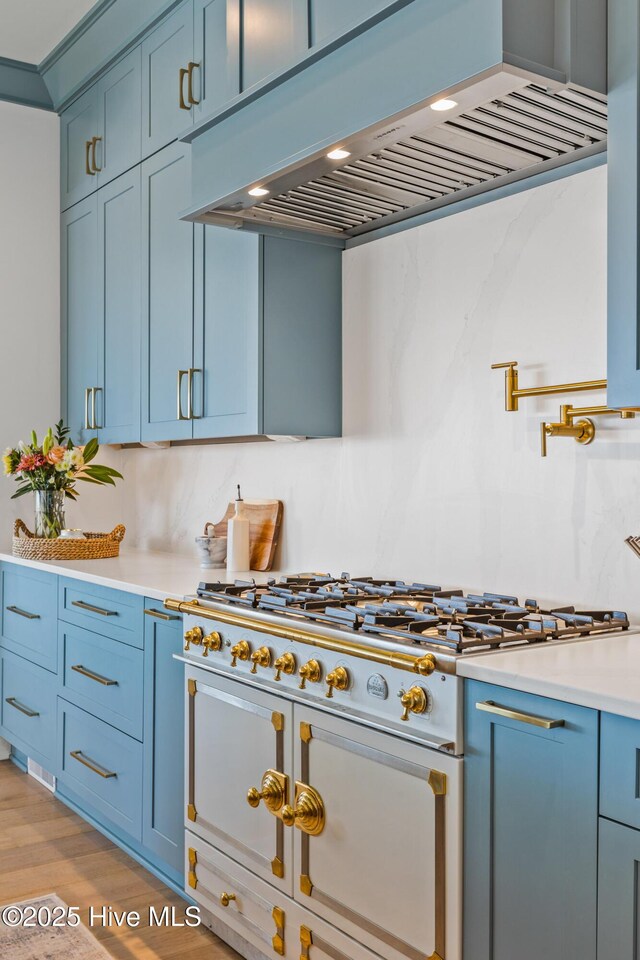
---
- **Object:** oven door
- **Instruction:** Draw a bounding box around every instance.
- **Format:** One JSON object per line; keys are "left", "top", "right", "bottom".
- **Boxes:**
{"left": 185, "top": 666, "right": 294, "bottom": 894}
{"left": 291, "top": 704, "right": 462, "bottom": 960}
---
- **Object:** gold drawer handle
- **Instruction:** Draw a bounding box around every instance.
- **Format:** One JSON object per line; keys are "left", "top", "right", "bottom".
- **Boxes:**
{"left": 91, "top": 135, "right": 102, "bottom": 173}
{"left": 247, "top": 769, "right": 287, "bottom": 813}
{"left": 5, "top": 697, "right": 39, "bottom": 718}
{"left": 70, "top": 750, "right": 117, "bottom": 779}
{"left": 177, "top": 369, "right": 190, "bottom": 420}
{"left": 85, "top": 139, "right": 95, "bottom": 176}
{"left": 6, "top": 605, "right": 40, "bottom": 620}
{"left": 144, "top": 608, "right": 180, "bottom": 621}
{"left": 179, "top": 67, "right": 189, "bottom": 110}
{"left": 186, "top": 61, "right": 200, "bottom": 105}
{"left": 71, "top": 664, "right": 118, "bottom": 687}
{"left": 71, "top": 600, "right": 118, "bottom": 617}
{"left": 476, "top": 700, "right": 565, "bottom": 730}
{"left": 282, "top": 782, "right": 325, "bottom": 836}
{"left": 219, "top": 892, "right": 236, "bottom": 908}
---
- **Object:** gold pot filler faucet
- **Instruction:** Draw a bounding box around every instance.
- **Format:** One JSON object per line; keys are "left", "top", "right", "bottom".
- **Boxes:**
{"left": 491, "top": 361, "right": 638, "bottom": 457}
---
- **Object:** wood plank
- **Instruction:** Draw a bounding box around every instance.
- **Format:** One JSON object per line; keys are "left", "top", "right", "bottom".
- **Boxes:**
{"left": 212, "top": 499, "right": 283, "bottom": 572}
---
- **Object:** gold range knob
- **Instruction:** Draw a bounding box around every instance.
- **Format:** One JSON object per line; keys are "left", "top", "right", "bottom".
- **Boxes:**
{"left": 325, "top": 666, "right": 350, "bottom": 699}
{"left": 247, "top": 769, "right": 287, "bottom": 813}
{"left": 201, "top": 631, "right": 222, "bottom": 657}
{"left": 220, "top": 892, "right": 236, "bottom": 907}
{"left": 250, "top": 645, "right": 272, "bottom": 674}
{"left": 299, "top": 659, "right": 322, "bottom": 689}
{"left": 281, "top": 782, "right": 325, "bottom": 836}
{"left": 230, "top": 640, "right": 252, "bottom": 667}
{"left": 399, "top": 686, "right": 428, "bottom": 722}
{"left": 274, "top": 652, "right": 296, "bottom": 681}
{"left": 184, "top": 626, "right": 203, "bottom": 651}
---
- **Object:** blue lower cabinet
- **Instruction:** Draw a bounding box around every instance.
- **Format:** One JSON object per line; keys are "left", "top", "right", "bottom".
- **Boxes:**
{"left": 60, "top": 623, "right": 144, "bottom": 740}
{"left": 600, "top": 712, "right": 640, "bottom": 830}
{"left": 464, "top": 680, "right": 598, "bottom": 960}
{"left": 142, "top": 604, "right": 184, "bottom": 882}
{"left": 1, "top": 565, "right": 58, "bottom": 673}
{"left": 1, "top": 651, "right": 57, "bottom": 768}
{"left": 598, "top": 816, "right": 640, "bottom": 958}
{"left": 59, "top": 577, "right": 144, "bottom": 647}
{"left": 58, "top": 698, "right": 143, "bottom": 840}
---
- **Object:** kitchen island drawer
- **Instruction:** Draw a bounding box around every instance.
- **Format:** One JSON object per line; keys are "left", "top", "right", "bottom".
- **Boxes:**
{"left": 600, "top": 713, "right": 640, "bottom": 829}
{"left": 1, "top": 651, "right": 56, "bottom": 765}
{"left": 61, "top": 624, "right": 143, "bottom": 739}
{"left": 59, "top": 578, "right": 143, "bottom": 647}
{"left": 1, "top": 565, "right": 58, "bottom": 672}
{"left": 58, "top": 699, "right": 143, "bottom": 839}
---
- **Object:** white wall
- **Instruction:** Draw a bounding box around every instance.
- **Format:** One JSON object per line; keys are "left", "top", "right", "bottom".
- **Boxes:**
{"left": 0, "top": 101, "right": 123, "bottom": 538}
{"left": 119, "top": 162, "right": 640, "bottom": 619}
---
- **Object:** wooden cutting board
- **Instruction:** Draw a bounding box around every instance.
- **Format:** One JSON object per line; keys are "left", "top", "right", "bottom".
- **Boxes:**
{"left": 212, "top": 500, "right": 283, "bottom": 572}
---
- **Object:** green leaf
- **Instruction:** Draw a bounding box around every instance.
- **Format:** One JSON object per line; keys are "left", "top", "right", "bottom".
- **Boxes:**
{"left": 30, "top": 430, "right": 37, "bottom": 448}
{"left": 77, "top": 476, "right": 104, "bottom": 485}
{"left": 11, "top": 486, "right": 33, "bottom": 499}
{"left": 83, "top": 437, "right": 99, "bottom": 463}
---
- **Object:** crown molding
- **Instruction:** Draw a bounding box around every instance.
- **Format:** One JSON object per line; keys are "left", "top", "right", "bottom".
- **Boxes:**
{"left": 0, "top": 56, "right": 53, "bottom": 110}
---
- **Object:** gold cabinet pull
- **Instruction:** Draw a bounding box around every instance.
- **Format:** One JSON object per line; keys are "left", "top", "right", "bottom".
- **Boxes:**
{"left": 476, "top": 700, "right": 565, "bottom": 730}
{"left": 177, "top": 369, "right": 190, "bottom": 420}
{"left": 84, "top": 387, "right": 92, "bottom": 430}
{"left": 5, "top": 697, "right": 39, "bottom": 718}
{"left": 91, "top": 135, "right": 102, "bottom": 173}
{"left": 70, "top": 750, "right": 117, "bottom": 779}
{"left": 179, "top": 67, "right": 190, "bottom": 110}
{"left": 91, "top": 386, "right": 102, "bottom": 430}
{"left": 187, "top": 368, "right": 201, "bottom": 420}
{"left": 219, "top": 892, "right": 236, "bottom": 907}
{"left": 71, "top": 600, "right": 118, "bottom": 617}
{"left": 281, "top": 781, "right": 325, "bottom": 836}
{"left": 186, "top": 61, "right": 200, "bottom": 105}
{"left": 85, "top": 140, "right": 95, "bottom": 176}
{"left": 71, "top": 664, "right": 118, "bottom": 687}
{"left": 247, "top": 769, "right": 287, "bottom": 813}
{"left": 6, "top": 605, "right": 40, "bottom": 620}
{"left": 144, "top": 608, "right": 180, "bottom": 621}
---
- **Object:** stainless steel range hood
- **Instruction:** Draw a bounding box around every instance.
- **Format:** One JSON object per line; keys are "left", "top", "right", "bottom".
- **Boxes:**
{"left": 184, "top": 0, "right": 607, "bottom": 241}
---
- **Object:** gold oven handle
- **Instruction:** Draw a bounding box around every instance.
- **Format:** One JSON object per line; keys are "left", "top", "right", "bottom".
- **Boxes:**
{"left": 476, "top": 700, "right": 565, "bottom": 730}
{"left": 281, "top": 781, "right": 325, "bottom": 836}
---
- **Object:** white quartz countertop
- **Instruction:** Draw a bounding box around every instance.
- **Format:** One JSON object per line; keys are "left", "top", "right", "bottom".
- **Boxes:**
{"left": 458, "top": 631, "right": 640, "bottom": 720}
{"left": 0, "top": 547, "right": 275, "bottom": 602}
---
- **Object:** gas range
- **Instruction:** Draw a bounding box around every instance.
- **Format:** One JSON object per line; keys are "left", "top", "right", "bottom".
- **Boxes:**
{"left": 166, "top": 574, "right": 632, "bottom": 756}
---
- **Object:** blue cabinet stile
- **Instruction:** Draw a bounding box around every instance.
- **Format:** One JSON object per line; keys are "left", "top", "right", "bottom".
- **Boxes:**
{"left": 463, "top": 680, "right": 598, "bottom": 960}
{"left": 141, "top": 1, "right": 195, "bottom": 158}
{"left": 193, "top": 0, "right": 240, "bottom": 119}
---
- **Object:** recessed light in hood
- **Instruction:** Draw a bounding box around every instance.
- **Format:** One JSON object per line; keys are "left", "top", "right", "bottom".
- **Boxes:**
{"left": 327, "top": 148, "right": 351, "bottom": 160}
{"left": 430, "top": 98, "right": 458, "bottom": 112}
{"left": 248, "top": 186, "right": 269, "bottom": 196}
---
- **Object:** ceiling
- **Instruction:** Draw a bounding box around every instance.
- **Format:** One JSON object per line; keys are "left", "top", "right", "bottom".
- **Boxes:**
{"left": 0, "top": 0, "right": 97, "bottom": 65}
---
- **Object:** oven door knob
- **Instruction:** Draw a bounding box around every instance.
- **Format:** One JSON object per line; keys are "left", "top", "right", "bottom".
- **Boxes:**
{"left": 399, "top": 686, "right": 428, "bottom": 721}
{"left": 201, "top": 631, "right": 222, "bottom": 657}
{"left": 250, "top": 645, "right": 272, "bottom": 674}
{"left": 247, "top": 769, "right": 288, "bottom": 813}
{"left": 325, "top": 666, "right": 350, "bottom": 698}
{"left": 230, "top": 640, "right": 252, "bottom": 667}
{"left": 274, "top": 652, "right": 296, "bottom": 681}
{"left": 299, "top": 659, "right": 322, "bottom": 689}
{"left": 184, "top": 626, "right": 203, "bottom": 651}
{"left": 281, "top": 782, "right": 325, "bottom": 836}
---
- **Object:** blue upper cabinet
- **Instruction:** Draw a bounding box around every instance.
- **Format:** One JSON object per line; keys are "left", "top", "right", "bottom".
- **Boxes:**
{"left": 193, "top": 0, "right": 240, "bottom": 118}
{"left": 308, "top": 0, "right": 393, "bottom": 46}
{"left": 60, "top": 85, "right": 99, "bottom": 211}
{"left": 241, "top": 0, "right": 308, "bottom": 89}
{"left": 141, "top": 2, "right": 195, "bottom": 158}
{"left": 141, "top": 141, "right": 195, "bottom": 442}
{"left": 96, "top": 168, "right": 142, "bottom": 444}
{"left": 464, "top": 680, "right": 598, "bottom": 960}
{"left": 61, "top": 194, "right": 99, "bottom": 445}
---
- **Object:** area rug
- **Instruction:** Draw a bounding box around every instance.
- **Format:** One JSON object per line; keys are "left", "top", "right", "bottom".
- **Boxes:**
{"left": 0, "top": 894, "right": 111, "bottom": 959}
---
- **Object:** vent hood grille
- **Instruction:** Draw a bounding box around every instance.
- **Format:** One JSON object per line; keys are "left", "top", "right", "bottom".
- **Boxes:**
{"left": 220, "top": 83, "right": 606, "bottom": 239}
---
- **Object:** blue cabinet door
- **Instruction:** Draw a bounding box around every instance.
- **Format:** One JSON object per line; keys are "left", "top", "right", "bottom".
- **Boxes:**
{"left": 60, "top": 85, "right": 99, "bottom": 210}
{"left": 193, "top": 0, "right": 240, "bottom": 119}
{"left": 96, "top": 168, "right": 142, "bottom": 444}
{"left": 598, "top": 817, "right": 640, "bottom": 959}
{"left": 61, "top": 194, "right": 99, "bottom": 445}
{"left": 141, "top": 141, "right": 195, "bottom": 442}
{"left": 309, "top": 0, "right": 394, "bottom": 46}
{"left": 142, "top": 604, "right": 184, "bottom": 881}
{"left": 242, "top": 0, "right": 308, "bottom": 89}
{"left": 464, "top": 680, "right": 598, "bottom": 960}
{"left": 192, "top": 226, "right": 260, "bottom": 437}
{"left": 96, "top": 46, "right": 142, "bottom": 189}
{"left": 141, "top": 1, "right": 194, "bottom": 159}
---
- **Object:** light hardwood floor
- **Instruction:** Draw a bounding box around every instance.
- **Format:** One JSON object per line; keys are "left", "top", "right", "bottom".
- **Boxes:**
{"left": 0, "top": 759, "right": 240, "bottom": 959}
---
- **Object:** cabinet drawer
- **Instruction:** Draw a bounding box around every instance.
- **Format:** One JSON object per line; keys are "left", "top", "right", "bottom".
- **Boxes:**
{"left": 59, "top": 579, "right": 143, "bottom": 647}
{"left": 1, "top": 652, "right": 56, "bottom": 765}
{"left": 61, "top": 624, "right": 143, "bottom": 739}
{"left": 1, "top": 565, "right": 58, "bottom": 672}
{"left": 600, "top": 712, "right": 640, "bottom": 829}
{"left": 58, "top": 699, "right": 143, "bottom": 839}
{"left": 186, "top": 831, "right": 288, "bottom": 958}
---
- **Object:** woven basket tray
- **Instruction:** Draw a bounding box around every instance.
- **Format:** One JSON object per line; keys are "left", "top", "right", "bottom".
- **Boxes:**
{"left": 12, "top": 520, "right": 126, "bottom": 561}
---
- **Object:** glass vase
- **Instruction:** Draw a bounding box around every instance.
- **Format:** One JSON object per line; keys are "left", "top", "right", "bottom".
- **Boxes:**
{"left": 34, "top": 490, "right": 66, "bottom": 539}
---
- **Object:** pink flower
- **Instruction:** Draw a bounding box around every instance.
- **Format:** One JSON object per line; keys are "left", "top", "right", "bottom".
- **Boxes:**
{"left": 46, "top": 445, "right": 66, "bottom": 465}
{"left": 16, "top": 453, "right": 47, "bottom": 473}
